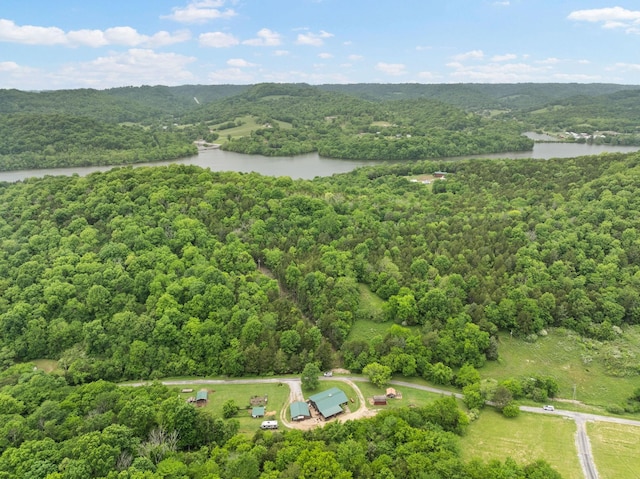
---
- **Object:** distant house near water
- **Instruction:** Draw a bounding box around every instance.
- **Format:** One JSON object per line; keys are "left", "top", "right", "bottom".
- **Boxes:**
{"left": 308, "top": 387, "right": 348, "bottom": 419}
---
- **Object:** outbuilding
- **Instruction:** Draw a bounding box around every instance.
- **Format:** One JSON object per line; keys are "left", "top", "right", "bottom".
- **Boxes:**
{"left": 290, "top": 401, "right": 311, "bottom": 421}
{"left": 252, "top": 406, "right": 265, "bottom": 418}
{"left": 373, "top": 395, "right": 387, "bottom": 405}
{"left": 195, "top": 390, "right": 208, "bottom": 407}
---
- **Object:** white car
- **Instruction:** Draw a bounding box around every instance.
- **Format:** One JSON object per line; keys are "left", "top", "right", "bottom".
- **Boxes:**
{"left": 543, "top": 405, "right": 555, "bottom": 411}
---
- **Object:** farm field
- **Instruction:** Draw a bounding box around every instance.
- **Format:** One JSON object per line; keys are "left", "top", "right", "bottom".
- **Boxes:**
{"left": 588, "top": 422, "right": 640, "bottom": 479}
{"left": 460, "top": 408, "right": 582, "bottom": 479}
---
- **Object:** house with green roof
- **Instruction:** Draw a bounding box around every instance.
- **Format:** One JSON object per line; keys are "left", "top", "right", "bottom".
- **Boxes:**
{"left": 251, "top": 406, "right": 265, "bottom": 418}
{"left": 290, "top": 401, "right": 311, "bottom": 421}
{"left": 308, "top": 387, "right": 348, "bottom": 419}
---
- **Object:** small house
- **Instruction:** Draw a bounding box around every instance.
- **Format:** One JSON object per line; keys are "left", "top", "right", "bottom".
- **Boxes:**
{"left": 433, "top": 171, "right": 447, "bottom": 179}
{"left": 252, "top": 406, "right": 265, "bottom": 418}
{"left": 290, "top": 401, "right": 311, "bottom": 421}
{"left": 196, "top": 390, "right": 208, "bottom": 407}
{"left": 386, "top": 388, "right": 397, "bottom": 398}
{"left": 373, "top": 395, "right": 387, "bottom": 405}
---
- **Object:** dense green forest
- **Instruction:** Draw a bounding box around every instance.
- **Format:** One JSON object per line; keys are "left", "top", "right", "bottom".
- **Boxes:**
{"left": 1, "top": 82, "right": 639, "bottom": 171}
{"left": 2, "top": 153, "right": 640, "bottom": 386}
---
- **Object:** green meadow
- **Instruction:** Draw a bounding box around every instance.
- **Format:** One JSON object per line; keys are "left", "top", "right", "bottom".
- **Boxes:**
{"left": 460, "top": 408, "right": 581, "bottom": 479}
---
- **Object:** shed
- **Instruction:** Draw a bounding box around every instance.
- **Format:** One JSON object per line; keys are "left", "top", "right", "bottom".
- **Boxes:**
{"left": 196, "top": 390, "right": 208, "bottom": 407}
{"left": 433, "top": 171, "right": 447, "bottom": 179}
{"left": 308, "top": 387, "right": 348, "bottom": 419}
{"left": 373, "top": 395, "right": 387, "bottom": 405}
{"left": 252, "top": 406, "right": 265, "bottom": 418}
{"left": 386, "top": 387, "right": 397, "bottom": 398}
{"left": 290, "top": 401, "right": 311, "bottom": 421}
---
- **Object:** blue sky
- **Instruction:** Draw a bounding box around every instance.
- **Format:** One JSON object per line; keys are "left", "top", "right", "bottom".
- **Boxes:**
{"left": 0, "top": 0, "right": 639, "bottom": 89}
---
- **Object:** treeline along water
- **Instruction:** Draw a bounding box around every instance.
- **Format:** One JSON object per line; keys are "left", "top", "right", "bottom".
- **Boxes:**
{"left": 0, "top": 141, "right": 638, "bottom": 182}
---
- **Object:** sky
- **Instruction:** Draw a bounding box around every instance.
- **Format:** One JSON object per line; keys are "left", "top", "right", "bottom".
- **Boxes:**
{"left": 0, "top": 0, "right": 639, "bottom": 90}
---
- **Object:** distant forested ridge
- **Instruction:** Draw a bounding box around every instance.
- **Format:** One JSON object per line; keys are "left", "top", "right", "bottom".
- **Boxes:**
{"left": 1, "top": 82, "right": 639, "bottom": 171}
{"left": 1, "top": 152, "right": 640, "bottom": 383}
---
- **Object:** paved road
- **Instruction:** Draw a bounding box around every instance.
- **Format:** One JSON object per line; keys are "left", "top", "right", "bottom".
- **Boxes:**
{"left": 125, "top": 376, "right": 640, "bottom": 479}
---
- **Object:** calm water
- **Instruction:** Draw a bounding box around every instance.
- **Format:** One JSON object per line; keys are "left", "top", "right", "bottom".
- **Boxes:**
{"left": 1, "top": 142, "right": 638, "bottom": 183}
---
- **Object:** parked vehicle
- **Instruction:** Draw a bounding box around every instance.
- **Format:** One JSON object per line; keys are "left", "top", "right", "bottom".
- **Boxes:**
{"left": 260, "top": 420, "right": 278, "bottom": 429}
{"left": 543, "top": 405, "right": 555, "bottom": 411}
{"left": 323, "top": 371, "right": 333, "bottom": 377}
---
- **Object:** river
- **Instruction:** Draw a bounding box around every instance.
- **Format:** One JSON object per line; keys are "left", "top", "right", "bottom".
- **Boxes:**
{"left": 0, "top": 141, "right": 638, "bottom": 183}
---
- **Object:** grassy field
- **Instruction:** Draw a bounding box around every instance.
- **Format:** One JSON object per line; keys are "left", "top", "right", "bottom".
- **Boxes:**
{"left": 480, "top": 328, "right": 640, "bottom": 407}
{"left": 32, "top": 359, "right": 60, "bottom": 373}
{"left": 211, "top": 115, "right": 292, "bottom": 141}
{"left": 172, "top": 381, "right": 290, "bottom": 434}
{"left": 460, "top": 409, "right": 582, "bottom": 479}
{"left": 355, "top": 379, "right": 448, "bottom": 409}
{"left": 588, "top": 422, "right": 640, "bottom": 479}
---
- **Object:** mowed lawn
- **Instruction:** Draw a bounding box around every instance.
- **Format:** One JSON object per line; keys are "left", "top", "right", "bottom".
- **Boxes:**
{"left": 480, "top": 328, "right": 640, "bottom": 407}
{"left": 460, "top": 409, "right": 581, "bottom": 479}
{"left": 173, "top": 382, "right": 290, "bottom": 434}
{"left": 588, "top": 422, "right": 640, "bottom": 479}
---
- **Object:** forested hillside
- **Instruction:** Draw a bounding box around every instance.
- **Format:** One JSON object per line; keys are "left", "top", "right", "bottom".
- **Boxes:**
{"left": 2, "top": 82, "right": 640, "bottom": 171}
{"left": 0, "top": 113, "right": 198, "bottom": 171}
{"left": 1, "top": 153, "right": 640, "bottom": 386}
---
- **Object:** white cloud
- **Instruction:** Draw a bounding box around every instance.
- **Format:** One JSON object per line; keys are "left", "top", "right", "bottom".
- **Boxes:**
{"left": 209, "top": 67, "right": 254, "bottom": 83}
{"left": 274, "top": 50, "right": 289, "bottom": 56}
{"left": 452, "top": 50, "right": 484, "bottom": 61}
{"left": 227, "top": 58, "right": 256, "bottom": 67}
{"left": 537, "top": 57, "right": 561, "bottom": 65}
{"left": 0, "top": 19, "right": 190, "bottom": 48}
{"left": 296, "top": 30, "right": 333, "bottom": 46}
{"left": 416, "top": 45, "right": 432, "bottom": 51}
{"left": 348, "top": 54, "right": 363, "bottom": 61}
{"left": 491, "top": 53, "right": 517, "bottom": 62}
{"left": 243, "top": 28, "right": 282, "bottom": 46}
{"left": 0, "top": 61, "right": 40, "bottom": 89}
{"left": 417, "top": 71, "right": 437, "bottom": 80}
{"left": 199, "top": 31, "right": 239, "bottom": 47}
{"left": 318, "top": 52, "right": 333, "bottom": 59}
{"left": 0, "top": 19, "right": 67, "bottom": 45}
{"left": 163, "top": 0, "right": 236, "bottom": 23}
{"left": 613, "top": 62, "right": 640, "bottom": 72}
{"left": 493, "top": 1, "right": 510, "bottom": 6}
{"left": 57, "top": 49, "right": 197, "bottom": 88}
{"left": 375, "top": 62, "right": 407, "bottom": 76}
{"left": 568, "top": 7, "right": 640, "bottom": 33}
{"left": 446, "top": 60, "right": 551, "bottom": 82}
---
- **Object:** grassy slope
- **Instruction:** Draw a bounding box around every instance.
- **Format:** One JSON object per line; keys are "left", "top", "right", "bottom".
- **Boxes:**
{"left": 460, "top": 409, "right": 581, "bottom": 479}
{"left": 480, "top": 328, "right": 640, "bottom": 408}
